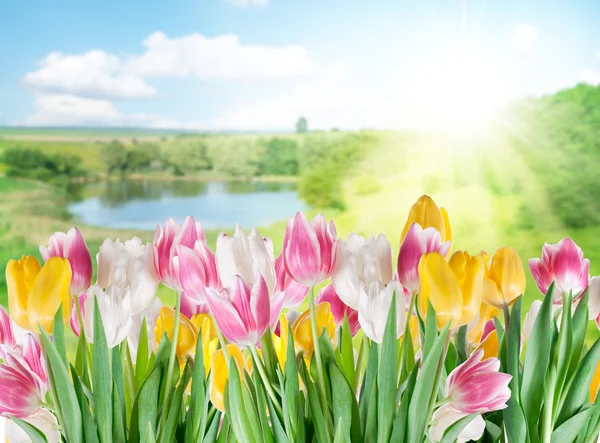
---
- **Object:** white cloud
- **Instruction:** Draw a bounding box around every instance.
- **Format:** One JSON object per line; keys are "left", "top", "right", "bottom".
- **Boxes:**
{"left": 126, "top": 32, "right": 316, "bottom": 79}
{"left": 23, "top": 94, "right": 200, "bottom": 129}
{"left": 223, "top": 0, "right": 269, "bottom": 7}
{"left": 513, "top": 24, "right": 539, "bottom": 50}
{"left": 580, "top": 69, "right": 600, "bottom": 86}
{"left": 23, "top": 51, "right": 156, "bottom": 99}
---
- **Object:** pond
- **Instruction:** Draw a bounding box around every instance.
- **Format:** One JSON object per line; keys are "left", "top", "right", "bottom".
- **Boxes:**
{"left": 67, "top": 179, "right": 306, "bottom": 230}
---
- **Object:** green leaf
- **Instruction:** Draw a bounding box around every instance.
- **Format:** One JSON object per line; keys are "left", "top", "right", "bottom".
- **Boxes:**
{"left": 553, "top": 292, "right": 574, "bottom": 413}
{"left": 329, "top": 360, "right": 361, "bottom": 442}
{"left": 389, "top": 365, "right": 418, "bottom": 442}
{"left": 71, "top": 365, "right": 100, "bottom": 443}
{"left": 242, "top": 377, "right": 264, "bottom": 443}
{"left": 333, "top": 418, "right": 348, "bottom": 443}
{"left": 111, "top": 346, "right": 126, "bottom": 430}
{"left": 92, "top": 296, "right": 113, "bottom": 443}
{"left": 359, "top": 340, "right": 378, "bottom": 435}
{"left": 552, "top": 406, "right": 600, "bottom": 443}
{"left": 557, "top": 338, "right": 600, "bottom": 426}
{"left": 265, "top": 391, "right": 290, "bottom": 443}
{"left": 252, "top": 370, "right": 275, "bottom": 443}
{"left": 455, "top": 325, "right": 469, "bottom": 365}
{"left": 203, "top": 410, "right": 222, "bottom": 443}
{"left": 227, "top": 357, "right": 257, "bottom": 443}
{"left": 422, "top": 299, "right": 438, "bottom": 361}
{"left": 522, "top": 283, "right": 554, "bottom": 430}
{"left": 568, "top": 291, "right": 589, "bottom": 382}
{"left": 506, "top": 297, "right": 522, "bottom": 399}
{"left": 52, "top": 305, "right": 67, "bottom": 365}
{"left": 130, "top": 363, "right": 163, "bottom": 443}
{"left": 9, "top": 416, "right": 49, "bottom": 443}
{"left": 112, "top": 379, "right": 127, "bottom": 443}
{"left": 160, "top": 363, "right": 191, "bottom": 443}
{"left": 364, "top": 376, "right": 378, "bottom": 443}
{"left": 135, "top": 316, "right": 150, "bottom": 391}
{"left": 187, "top": 334, "right": 207, "bottom": 442}
{"left": 260, "top": 329, "right": 278, "bottom": 379}
{"left": 300, "top": 358, "right": 331, "bottom": 443}
{"left": 283, "top": 326, "right": 300, "bottom": 439}
{"left": 485, "top": 420, "right": 502, "bottom": 442}
{"left": 406, "top": 323, "right": 450, "bottom": 442}
{"left": 440, "top": 413, "right": 480, "bottom": 443}
{"left": 377, "top": 291, "right": 398, "bottom": 443}
{"left": 145, "top": 421, "right": 157, "bottom": 442}
{"left": 40, "top": 328, "right": 83, "bottom": 443}
{"left": 74, "top": 327, "right": 89, "bottom": 381}
{"left": 340, "top": 315, "right": 355, "bottom": 386}
{"left": 444, "top": 341, "right": 457, "bottom": 375}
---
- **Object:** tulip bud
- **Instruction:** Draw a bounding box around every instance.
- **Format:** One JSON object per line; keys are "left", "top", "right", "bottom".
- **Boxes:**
{"left": 154, "top": 307, "right": 198, "bottom": 363}
{"left": 283, "top": 212, "right": 337, "bottom": 287}
{"left": 292, "top": 302, "right": 336, "bottom": 358}
{"left": 483, "top": 247, "right": 526, "bottom": 308}
{"left": 529, "top": 238, "right": 589, "bottom": 303}
{"left": 7, "top": 256, "right": 72, "bottom": 333}
{"left": 400, "top": 195, "right": 452, "bottom": 244}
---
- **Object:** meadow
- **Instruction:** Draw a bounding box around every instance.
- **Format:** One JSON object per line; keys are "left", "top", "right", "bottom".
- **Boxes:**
{"left": 1, "top": 83, "right": 600, "bottom": 342}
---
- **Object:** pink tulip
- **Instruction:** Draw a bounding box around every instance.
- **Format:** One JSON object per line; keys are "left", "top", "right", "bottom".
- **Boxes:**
{"left": 40, "top": 227, "right": 93, "bottom": 295}
{"left": 20, "top": 334, "right": 48, "bottom": 386}
{"left": 317, "top": 284, "right": 360, "bottom": 336}
{"left": 176, "top": 241, "right": 222, "bottom": 318}
{"left": 589, "top": 277, "right": 600, "bottom": 330}
{"left": 283, "top": 212, "right": 337, "bottom": 287}
{"left": 205, "top": 274, "right": 285, "bottom": 347}
{"left": 275, "top": 253, "right": 308, "bottom": 308}
{"left": 0, "top": 352, "right": 46, "bottom": 418}
{"left": 0, "top": 305, "right": 16, "bottom": 350}
{"left": 70, "top": 292, "right": 87, "bottom": 337}
{"left": 480, "top": 319, "right": 496, "bottom": 342}
{"left": 446, "top": 350, "right": 511, "bottom": 413}
{"left": 397, "top": 223, "right": 451, "bottom": 293}
{"left": 529, "top": 238, "right": 590, "bottom": 303}
{"left": 153, "top": 216, "right": 205, "bottom": 290}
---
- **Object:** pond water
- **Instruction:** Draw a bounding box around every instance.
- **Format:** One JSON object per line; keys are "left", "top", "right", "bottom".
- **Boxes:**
{"left": 67, "top": 179, "right": 306, "bottom": 230}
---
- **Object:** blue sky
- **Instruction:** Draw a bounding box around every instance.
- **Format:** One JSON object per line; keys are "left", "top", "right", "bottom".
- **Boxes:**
{"left": 1, "top": 0, "right": 599, "bottom": 131}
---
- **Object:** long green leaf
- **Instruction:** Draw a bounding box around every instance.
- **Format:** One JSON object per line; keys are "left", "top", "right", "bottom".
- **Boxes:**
{"left": 227, "top": 357, "right": 257, "bottom": 443}
{"left": 135, "top": 317, "right": 149, "bottom": 391}
{"left": 71, "top": 365, "right": 100, "bottom": 443}
{"left": 552, "top": 406, "right": 600, "bottom": 443}
{"left": 9, "top": 416, "right": 48, "bottom": 443}
{"left": 329, "top": 360, "right": 361, "bottom": 442}
{"left": 40, "top": 328, "right": 83, "bottom": 443}
{"left": 359, "top": 340, "right": 377, "bottom": 435}
{"left": 130, "top": 363, "right": 163, "bottom": 443}
{"left": 377, "top": 291, "right": 398, "bottom": 443}
{"left": 187, "top": 334, "right": 207, "bottom": 442}
{"left": 52, "top": 305, "right": 67, "bottom": 365}
{"left": 160, "top": 363, "right": 191, "bottom": 443}
{"left": 300, "top": 358, "right": 331, "bottom": 443}
{"left": 92, "top": 296, "right": 113, "bottom": 443}
{"left": 440, "top": 413, "right": 480, "bottom": 443}
{"left": 568, "top": 291, "right": 589, "bottom": 381}
{"left": 389, "top": 365, "right": 418, "bottom": 442}
{"left": 283, "top": 327, "right": 299, "bottom": 439}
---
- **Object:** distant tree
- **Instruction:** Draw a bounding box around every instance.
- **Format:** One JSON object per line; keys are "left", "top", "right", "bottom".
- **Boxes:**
{"left": 296, "top": 116, "right": 308, "bottom": 133}
{"left": 257, "top": 137, "right": 299, "bottom": 176}
{"left": 102, "top": 140, "right": 128, "bottom": 176}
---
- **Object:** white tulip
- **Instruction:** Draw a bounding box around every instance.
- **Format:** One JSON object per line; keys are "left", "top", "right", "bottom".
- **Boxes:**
{"left": 5, "top": 408, "right": 61, "bottom": 443}
{"left": 358, "top": 280, "right": 406, "bottom": 344}
{"left": 83, "top": 285, "right": 133, "bottom": 349}
{"left": 215, "top": 224, "right": 276, "bottom": 293}
{"left": 332, "top": 233, "right": 393, "bottom": 310}
{"left": 429, "top": 405, "right": 485, "bottom": 443}
{"left": 97, "top": 237, "right": 158, "bottom": 315}
{"left": 523, "top": 300, "right": 543, "bottom": 341}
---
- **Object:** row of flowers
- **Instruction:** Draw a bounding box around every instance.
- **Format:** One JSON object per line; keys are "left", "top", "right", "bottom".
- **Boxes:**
{"left": 0, "top": 195, "right": 599, "bottom": 442}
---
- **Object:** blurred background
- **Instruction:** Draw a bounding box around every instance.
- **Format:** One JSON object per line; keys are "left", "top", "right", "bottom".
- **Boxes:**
{"left": 0, "top": 0, "right": 599, "bottom": 338}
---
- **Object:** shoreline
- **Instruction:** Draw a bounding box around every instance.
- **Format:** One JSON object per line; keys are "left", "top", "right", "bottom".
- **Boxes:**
{"left": 71, "top": 173, "right": 298, "bottom": 184}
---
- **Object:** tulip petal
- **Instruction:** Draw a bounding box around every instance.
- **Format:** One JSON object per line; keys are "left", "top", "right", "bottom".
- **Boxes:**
{"left": 5, "top": 408, "right": 61, "bottom": 443}
{"left": 205, "top": 288, "right": 248, "bottom": 344}
{"left": 250, "top": 273, "right": 271, "bottom": 338}
{"left": 63, "top": 227, "right": 93, "bottom": 295}
{"left": 284, "top": 212, "right": 322, "bottom": 286}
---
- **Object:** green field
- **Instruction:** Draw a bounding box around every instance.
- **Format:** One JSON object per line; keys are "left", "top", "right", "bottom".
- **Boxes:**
{"left": 1, "top": 83, "right": 600, "bottom": 342}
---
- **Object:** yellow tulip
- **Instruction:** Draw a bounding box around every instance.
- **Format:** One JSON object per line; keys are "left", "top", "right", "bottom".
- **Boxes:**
{"left": 192, "top": 314, "right": 218, "bottom": 375}
{"left": 400, "top": 195, "right": 452, "bottom": 244}
{"left": 273, "top": 314, "right": 289, "bottom": 369}
{"left": 418, "top": 252, "right": 484, "bottom": 329}
{"left": 591, "top": 360, "right": 600, "bottom": 403}
{"left": 408, "top": 314, "right": 420, "bottom": 351}
{"left": 483, "top": 247, "right": 526, "bottom": 308}
{"left": 6, "top": 256, "right": 72, "bottom": 333}
{"left": 154, "top": 307, "right": 198, "bottom": 363}
{"left": 292, "top": 303, "right": 336, "bottom": 359}
{"left": 467, "top": 303, "right": 499, "bottom": 344}
{"left": 190, "top": 313, "right": 217, "bottom": 341}
{"left": 475, "top": 330, "right": 499, "bottom": 360}
{"left": 209, "top": 344, "right": 247, "bottom": 411}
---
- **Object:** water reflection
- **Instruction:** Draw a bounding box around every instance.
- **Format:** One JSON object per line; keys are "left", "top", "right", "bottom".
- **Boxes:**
{"left": 68, "top": 179, "right": 305, "bottom": 230}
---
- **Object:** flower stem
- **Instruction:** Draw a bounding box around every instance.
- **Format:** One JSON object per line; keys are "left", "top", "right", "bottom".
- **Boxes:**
{"left": 250, "top": 346, "right": 283, "bottom": 417}
{"left": 163, "top": 290, "right": 182, "bottom": 413}
{"left": 74, "top": 296, "right": 93, "bottom": 377}
{"left": 308, "top": 285, "right": 328, "bottom": 410}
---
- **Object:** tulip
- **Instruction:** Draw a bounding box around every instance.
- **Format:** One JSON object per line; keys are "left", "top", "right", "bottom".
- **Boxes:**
{"left": 332, "top": 233, "right": 394, "bottom": 310}
{"left": 6, "top": 256, "right": 72, "bottom": 333}
{"left": 192, "top": 314, "right": 218, "bottom": 375}
{"left": 154, "top": 307, "right": 198, "bottom": 363}
{"left": 446, "top": 350, "right": 511, "bottom": 413}
{"left": 176, "top": 241, "right": 222, "bottom": 319}
{"left": 283, "top": 212, "right": 337, "bottom": 287}
{"left": 83, "top": 285, "right": 133, "bottom": 349}
{"left": 529, "top": 238, "right": 590, "bottom": 303}
{"left": 272, "top": 314, "right": 289, "bottom": 369}
{"left": 523, "top": 300, "right": 543, "bottom": 341}
{"left": 40, "top": 227, "right": 92, "bottom": 296}
{"left": 127, "top": 297, "right": 162, "bottom": 360}
{"left": 397, "top": 223, "right": 451, "bottom": 293}
{"left": 429, "top": 404, "right": 485, "bottom": 443}
{"left": 69, "top": 292, "right": 86, "bottom": 338}
{"left": 474, "top": 320, "right": 499, "bottom": 360}
{"left": 317, "top": 284, "right": 360, "bottom": 336}
{"left": 97, "top": 237, "right": 158, "bottom": 315}
{"left": 400, "top": 195, "right": 452, "bottom": 244}
{"left": 467, "top": 302, "right": 499, "bottom": 344}
{"left": 587, "top": 276, "right": 600, "bottom": 331}
{"left": 0, "top": 352, "right": 46, "bottom": 418}
{"left": 292, "top": 303, "right": 336, "bottom": 358}
{"left": 205, "top": 274, "right": 284, "bottom": 347}
{"left": 216, "top": 225, "right": 276, "bottom": 293}
{"left": 153, "top": 216, "right": 205, "bottom": 290}
{"left": 274, "top": 253, "right": 308, "bottom": 308}
{"left": 483, "top": 247, "right": 526, "bottom": 308}
{"left": 591, "top": 360, "right": 600, "bottom": 403}
{"left": 418, "top": 252, "right": 484, "bottom": 329}
{"left": 209, "top": 344, "right": 248, "bottom": 411}
{"left": 0, "top": 305, "right": 16, "bottom": 350}
{"left": 358, "top": 280, "right": 408, "bottom": 343}
{"left": 5, "top": 408, "right": 60, "bottom": 443}
{"left": 20, "top": 333, "right": 48, "bottom": 385}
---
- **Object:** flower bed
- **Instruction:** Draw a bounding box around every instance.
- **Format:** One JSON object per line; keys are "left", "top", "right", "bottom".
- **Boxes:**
{"left": 0, "top": 195, "right": 599, "bottom": 442}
